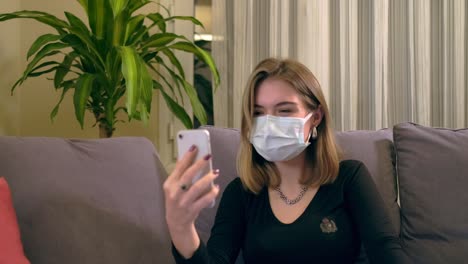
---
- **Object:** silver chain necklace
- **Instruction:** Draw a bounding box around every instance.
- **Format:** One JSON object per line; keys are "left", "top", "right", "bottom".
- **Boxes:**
{"left": 274, "top": 185, "right": 309, "bottom": 205}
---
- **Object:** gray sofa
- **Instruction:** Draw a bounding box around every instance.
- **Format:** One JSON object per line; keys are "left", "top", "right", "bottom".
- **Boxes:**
{"left": 1, "top": 122, "right": 467, "bottom": 264}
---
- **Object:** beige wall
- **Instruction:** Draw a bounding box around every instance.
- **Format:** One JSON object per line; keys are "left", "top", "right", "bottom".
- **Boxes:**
{"left": 0, "top": 0, "right": 20, "bottom": 136}
{"left": 0, "top": 0, "right": 159, "bottom": 145}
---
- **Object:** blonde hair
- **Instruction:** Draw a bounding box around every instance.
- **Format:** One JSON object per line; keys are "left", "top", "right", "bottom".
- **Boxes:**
{"left": 237, "top": 58, "right": 341, "bottom": 194}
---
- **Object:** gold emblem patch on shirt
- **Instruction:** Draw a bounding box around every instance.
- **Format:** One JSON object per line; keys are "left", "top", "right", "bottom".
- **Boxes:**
{"left": 320, "top": 217, "right": 338, "bottom": 233}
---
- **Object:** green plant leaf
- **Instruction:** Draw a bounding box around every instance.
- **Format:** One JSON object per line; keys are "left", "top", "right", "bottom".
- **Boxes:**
{"left": 65, "top": 12, "right": 89, "bottom": 34}
{"left": 0, "top": 11, "right": 69, "bottom": 33}
{"left": 106, "top": 47, "right": 123, "bottom": 91}
{"left": 10, "top": 78, "right": 23, "bottom": 95}
{"left": 112, "top": 8, "right": 130, "bottom": 46}
{"left": 104, "top": 48, "right": 118, "bottom": 91}
{"left": 139, "top": 53, "right": 153, "bottom": 112}
{"left": 146, "top": 61, "right": 177, "bottom": 99}
{"left": 125, "top": 14, "right": 145, "bottom": 43}
{"left": 147, "top": 13, "right": 166, "bottom": 33}
{"left": 142, "top": 51, "right": 157, "bottom": 63}
{"left": 50, "top": 80, "right": 74, "bottom": 121}
{"left": 137, "top": 58, "right": 152, "bottom": 120}
{"left": 29, "top": 61, "right": 60, "bottom": 75}
{"left": 87, "top": 3, "right": 117, "bottom": 57}
{"left": 155, "top": 82, "right": 193, "bottom": 128}
{"left": 94, "top": 73, "right": 112, "bottom": 96}
{"left": 180, "top": 77, "right": 207, "bottom": 125}
{"left": 152, "top": 79, "right": 163, "bottom": 90}
{"left": 62, "top": 34, "right": 103, "bottom": 72}
{"left": 168, "top": 41, "right": 220, "bottom": 87}
{"left": 19, "top": 42, "right": 68, "bottom": 86}
{"left": 109, "top": 0, "right": 129, "bottom": 18}
{"left": 87, "top": 0, "right": 113, "bottom": 40}
{"left": 27, "top": 34, "right": 62, "bottom": 60}
{"left": 152, "top": 2, "right": 170, "bottom": 16}
{"left": 142, "top": 32, "right": 178, "bottom": 49}
{"left": 58, "top": 79, "right": 77, "bottom": 88}
{"left": 54, "top": 52, "right": 79, "bottom": 88}
{"left": 64, "top": 12, "right": 106, "bottom": 68}
{"left": 72, "top": 63, "right": 84, "bottom": 72}
{"left": 29, "top": 65, "right": 60, "bottom": 77}
{"left": 119, "top": 46, "right": 139, "bottom": 118}
{"left": 74, "top": 73, "right": 96, "bottom": 128}
{"left": 128, "top": 0, "right": 150, "bottom": 14}
{"left": 153, "top": 55, "right": 183, "bottom": 103}
{"left": 138, "top": 104, "right": 149, "bottom": 124}
{"left": 165, "top": 16, "right": 204, "bottom": 29}
{"left": 126, "top": 24, "right": 147, "bottom": 46}
{"left": 161, "top": 48, "right": 185, "bottom": 79}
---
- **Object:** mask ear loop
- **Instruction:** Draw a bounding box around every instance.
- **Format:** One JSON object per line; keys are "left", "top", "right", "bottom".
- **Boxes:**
{"left": 304, "top": 112, "right": 314, "bottom": 142}
{"left": 305, "top": 129, "right": 313, "bottom": 142}
{"left": 303, "top": 112, "right": 313, "bottom": 121}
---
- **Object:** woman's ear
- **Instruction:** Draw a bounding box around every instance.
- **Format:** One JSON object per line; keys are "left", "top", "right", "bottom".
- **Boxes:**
{"left": 311, "top": 105, "right": 324, "bottom": 128}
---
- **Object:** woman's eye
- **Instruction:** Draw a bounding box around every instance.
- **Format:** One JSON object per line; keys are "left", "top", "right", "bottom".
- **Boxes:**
{"left": 279, "top": 109, "right": 292, "bottom": 113}
{"left": 253, "top": 111, "right": 262, "bottom": 116}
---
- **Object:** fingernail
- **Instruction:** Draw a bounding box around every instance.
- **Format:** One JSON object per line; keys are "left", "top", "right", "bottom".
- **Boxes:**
{"left": 213, "top": 169, "right": 220, "bottom": 176}
{"left": 203, "top": 154, "right": 212, "bottom": 160}
{"left": 189, "top": 145, "right": 196, "bottom": 152}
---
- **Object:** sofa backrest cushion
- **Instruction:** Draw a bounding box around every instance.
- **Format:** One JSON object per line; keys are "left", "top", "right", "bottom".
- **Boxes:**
{"left": 0, "top": 136, "right": 173, "bottom": 264}
{"left": 335, "top": 129, "right": 400, "bottom": 233}
{"left": 394, "top": 123, "right": 468, "bottom": 263}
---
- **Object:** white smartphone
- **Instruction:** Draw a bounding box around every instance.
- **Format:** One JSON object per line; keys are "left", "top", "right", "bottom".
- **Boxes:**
{"left": 176, "top": 129, "right": 215, "bottom": 207}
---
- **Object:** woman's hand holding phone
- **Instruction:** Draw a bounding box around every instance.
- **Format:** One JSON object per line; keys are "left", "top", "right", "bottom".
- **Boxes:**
{"left": 163, "top": 136, "right": 220, "bottom": 259}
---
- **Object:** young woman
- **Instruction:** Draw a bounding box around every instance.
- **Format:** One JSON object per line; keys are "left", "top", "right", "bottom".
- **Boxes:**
{"left": 164, "top": 58, "right": 410, "bottom": 263}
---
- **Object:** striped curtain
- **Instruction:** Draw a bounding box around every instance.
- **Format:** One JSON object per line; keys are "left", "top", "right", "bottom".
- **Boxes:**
{"left": 212, "top": 0, "right": 468, "bottom": 130}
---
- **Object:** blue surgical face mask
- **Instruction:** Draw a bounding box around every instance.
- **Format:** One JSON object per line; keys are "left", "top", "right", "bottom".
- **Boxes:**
{"left": 249, "top": 113, "right": 313, "bottom": 162}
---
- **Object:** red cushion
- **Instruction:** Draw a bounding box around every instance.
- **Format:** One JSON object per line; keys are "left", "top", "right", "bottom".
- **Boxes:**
{"left": 0, "top": 177, "right": 30, "bottom": 264}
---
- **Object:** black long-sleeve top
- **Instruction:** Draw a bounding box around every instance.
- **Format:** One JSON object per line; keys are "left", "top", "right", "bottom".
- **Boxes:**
{"left": 172, "top": 160, "right": 411, "bottom": 264}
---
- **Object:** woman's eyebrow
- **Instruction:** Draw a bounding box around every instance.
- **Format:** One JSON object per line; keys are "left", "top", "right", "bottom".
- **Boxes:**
{"left": 275, "top": 101, "right": 297, "bottom": 107}
{"left": 254, "top": 101, "right": 298, "bottom": 108}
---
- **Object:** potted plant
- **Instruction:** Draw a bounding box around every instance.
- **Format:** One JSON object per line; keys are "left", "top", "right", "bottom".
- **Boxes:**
{"left": 0, "top": 0, "right": 219, "bottom": 138}
{"left": 193, "top": 39, "right": 214, "bottom": 127}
